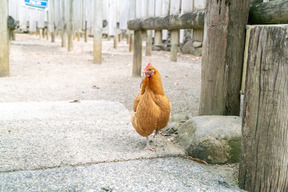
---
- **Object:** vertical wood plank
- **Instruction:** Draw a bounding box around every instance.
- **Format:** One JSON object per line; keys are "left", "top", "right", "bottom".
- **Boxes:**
{"left": 93, "top": 0, "right": 102, "bottom": 64}
{"left": 0, "top": 0, "right": 9, "bottom": 77}
{"left": 239, "top": 25, "right": 288, "bottom": 192}
{"left": 68, "top": 0, "right": 74, "bottom": 51}
{"left": 132, "top": 30, "right": 142, "bottom": 77}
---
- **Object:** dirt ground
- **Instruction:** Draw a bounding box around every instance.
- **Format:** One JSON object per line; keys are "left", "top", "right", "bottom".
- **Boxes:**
{"left": 1, "top": 33, "right": 201, "bottom": 116}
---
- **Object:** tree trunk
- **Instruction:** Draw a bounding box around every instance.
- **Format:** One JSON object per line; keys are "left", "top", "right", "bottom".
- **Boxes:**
{"left": 0, "top": 0, "right": 9, "bottom": 77}
{"left": 199, "top": 0, "right": 250, "bottom": 116}
{"left": 239, "top": 25, "right": 288, "bottom": 192}
{"left": 132, "top": 30, "right": 142, "bottom": 77}
{"left": 249, "top": 0, "right": 288, "bottom": 24}
{"left": 93, "top": 0, "right": 102, "bottom": 64}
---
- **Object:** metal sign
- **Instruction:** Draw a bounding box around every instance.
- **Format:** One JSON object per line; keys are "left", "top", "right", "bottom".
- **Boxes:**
{"left": 24, "top": 0, "right": 48, "bottom": 9}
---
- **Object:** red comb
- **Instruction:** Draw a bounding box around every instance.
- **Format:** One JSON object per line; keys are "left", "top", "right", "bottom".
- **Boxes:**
{"left": 145, "top": 63, "right": 152, "bottom": 70}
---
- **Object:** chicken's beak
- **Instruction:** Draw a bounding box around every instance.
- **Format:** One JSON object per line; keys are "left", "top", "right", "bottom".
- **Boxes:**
{"left": 144, "top": 69, "right": 155, "bottom": 78}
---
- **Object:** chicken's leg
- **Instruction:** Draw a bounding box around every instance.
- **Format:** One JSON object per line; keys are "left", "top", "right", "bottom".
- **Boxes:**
{"left": 153, "top": 129, "right": 165, "bottom": 144}
{"left": 144, "top": 136, "right": 154, "bottom": 151}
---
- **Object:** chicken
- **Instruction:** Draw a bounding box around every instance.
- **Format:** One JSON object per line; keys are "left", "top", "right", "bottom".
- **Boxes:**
{"left": 131, "top": 63, "right": 171, "bottom": 150}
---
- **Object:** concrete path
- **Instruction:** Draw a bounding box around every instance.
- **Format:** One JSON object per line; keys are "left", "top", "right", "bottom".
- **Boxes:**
{"left": 0, "top": 101, "right": 243, "bottom": 191}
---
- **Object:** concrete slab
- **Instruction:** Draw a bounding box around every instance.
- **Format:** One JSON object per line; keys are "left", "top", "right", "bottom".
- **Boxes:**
{"left": 0, "top": 157, "right": 241, "bottom": 192}
{"left": 0, "top": 100, "right": 184, "bottom": 172}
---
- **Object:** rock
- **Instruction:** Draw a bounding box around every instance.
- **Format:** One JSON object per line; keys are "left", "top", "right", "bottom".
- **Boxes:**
{"left": 162, "top": 122, "right": 180, "bottom": 135}
{"left": 170, "top": 113, "right": 189, "bottom": 123}
{"left": 152, "top": 45, "right": 165, "bottom": 51}
{"left": 181, "top": 40, "right": 203, "bottom": 56}
{"left": 192, "top": 41, "right": 202, "bottom": 48}
{"left": 181, "top": 40, "right": 193, "bottom": 54}
{"left": 162, "top": 114, "right": 189, "bottom": 135}
{"left": 178, "top": 116, "right": 242, "bottom": 164}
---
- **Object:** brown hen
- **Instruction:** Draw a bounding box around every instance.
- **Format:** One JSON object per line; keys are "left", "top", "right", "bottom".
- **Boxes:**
{"left": 131, "top": 63, "right": 171, "bottom": 150}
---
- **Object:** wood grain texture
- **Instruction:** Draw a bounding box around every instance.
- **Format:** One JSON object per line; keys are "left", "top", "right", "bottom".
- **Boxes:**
{"left": 249, "top": 0, "right": 288, "bottom": 24}
{"left": 132, "top": 30, "right": 142, "bottom": 77}
{"left": 199, "top": 0, "right": 250, "bottom": 116}
{"left": 239, "top": 25, "right": 288, "bottom": 192}
{"left": 0, "top": 0, "right": 9, "bottom": 77}
{"left": 128, "top": 11, "right": 205, "bottom": 31}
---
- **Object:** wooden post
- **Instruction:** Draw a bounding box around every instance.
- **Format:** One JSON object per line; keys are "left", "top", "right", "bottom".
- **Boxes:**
{"left": 42, "top": 28, "right": 45, "bottom": 39}
{"left": 154, "top": 30, "right": 162, "bottom": 46}
{"left": 51, "top": 0, "right": 56, "bottom": 43}
{"left": 11, "top": 30, "right": 16, "bottom": 41}
{"left": 0, "top": 0, "right": 9, "bottom": 77}
{"left": 84, "top": 20, "right": 88, "bottom": 43}
{"left": 169, "top": 0, "right": 180, "bottom": 61}
{"left": 129, "top": 34, "right": 134, "bottom": 52}
{"left": 61, "top": 0, "right": 66, "bottom": 47}
{"left": 145, "top": 0, "right": 154, "bottom": 56}
{"left": 239, "top": 25, "right": 288, "bottom": 192}
{"left": 127, "top": 33, "right": 130, "bottom": 44}
{"left": 132, "top": 30, "right": 142, "bottom": 77}
{"left": 145, "top": 30, "right": 152, "bottom": 56}
{"left": 46, "top": 30, "right": 49, "bottom": 40}
{"left": 113, "top": 34, "right": 118, "bottom": 49}
{"left": 199, "top": 0, "right": 250, "bottom": 116}
{"left": 249, "top": 0, "right": 288, "bottom": 25}
{"left": 154, "top": 0, "right": 162, "bottom": 46}
{"left": 170, "top": 30, "right": 178, "bottom": 62}
{"left": 77, "top": 32, "right": 80, "bottom": 41}
{"left": 68, "top": 0, "right": 74, "bottom": 51}
{"left": 119, "top": 33, "right": 122, "bottom": 42}
{"left": 93, "top": 0, "right": 102, "bottom": 64}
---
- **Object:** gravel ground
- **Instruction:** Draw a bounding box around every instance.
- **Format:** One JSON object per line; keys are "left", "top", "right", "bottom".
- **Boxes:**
{"left": 0, "top": 157, "right": 240, "bottom": 192}
{"left": 1, "top": 33, "right": 201, "bottom": 116}
{"left": 0, "top": 34, "right": 244, "bottom": 191}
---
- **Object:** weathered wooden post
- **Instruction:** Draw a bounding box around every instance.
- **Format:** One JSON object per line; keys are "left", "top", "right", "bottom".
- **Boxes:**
{"left": 199, "top": 0, "right": 250, "bottom": 116}
{"left": 84, "top": 21, "right": 88, "bottom": 43}
{"left": 68, "top": 0, "right": 74, "bottom": 51}
{"left": 129, "top": 33, "right": 134, "bottom": 52}
{"left": 145, "top": 0, "right": 154, "bottom": 56}
{"left": 61, "top": 0, "right": 66, "bottom": 47}
{"left": 170, "top": 30, "right": 179, "bottom": 62}
{"left": 93, "top": 0, "right": 102, "bottom": 64}
{"left": 51, "top": 0, "right": 56, "bottom": 43}
{"left": 145, "top": 30, "right": 152, "bottom": 56}
{"left": 128, "top": 0, "right": 135, "bottom": 51}
{"left": 239, "top": 25, "right": 288, "bottom": 192}
{"left": 0, "top": 0, "right": 9, "bottom": 77}
{"left": 108, "top": 0, "right": 117, "bottom": 48}
{"left": 170, "top": 0, "right": 180, "bottom": 62}
{"left": 132, "top": 30, "right": 142, "bottom": 77}
{"left": 154, "top": 0, "right": 162, "bottom": 46}
{"left": 114, "top": 34, "right": 118, "bottom": 49}
{"left": 77, "top": 32, "right": 80, "bottom": 41}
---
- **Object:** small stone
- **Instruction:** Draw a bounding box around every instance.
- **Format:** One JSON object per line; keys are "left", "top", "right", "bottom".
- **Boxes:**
{"left": 192, "top": 41, "right": 202, "bottom": 48}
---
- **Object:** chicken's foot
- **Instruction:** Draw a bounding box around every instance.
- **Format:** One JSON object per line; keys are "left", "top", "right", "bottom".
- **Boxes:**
{"left": 144, "top": 137, "right": 154, "bottom": 151}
